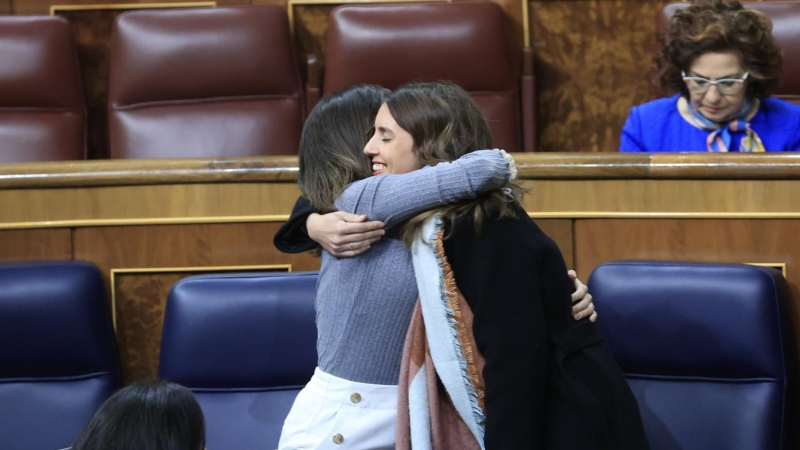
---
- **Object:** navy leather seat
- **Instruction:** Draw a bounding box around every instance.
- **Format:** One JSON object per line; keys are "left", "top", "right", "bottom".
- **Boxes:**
{"left": 0, "top": 261, "right": 119, "bottom": 450}
{"left": 159, "top": 272, "right": 318, "bottom": 450}
{"left": 589, "top": 261, "right": 798, "bottom": 450}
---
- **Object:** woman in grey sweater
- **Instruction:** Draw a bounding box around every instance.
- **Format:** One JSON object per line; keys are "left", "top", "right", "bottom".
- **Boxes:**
{"left": 277, "top": 85, "right": 594, "bottom": 449}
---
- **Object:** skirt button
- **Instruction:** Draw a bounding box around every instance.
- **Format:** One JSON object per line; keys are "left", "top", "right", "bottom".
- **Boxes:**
{"left": 350, "top": 392, "right": 362, "bottom": 403}
{"left": 333, "top": 433, "right": 344, "bottom": 444}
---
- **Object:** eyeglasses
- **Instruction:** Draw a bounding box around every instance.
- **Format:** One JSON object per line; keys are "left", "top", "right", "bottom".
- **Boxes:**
{"left": 681, "top": 71, "right": 749, "bottom": 95}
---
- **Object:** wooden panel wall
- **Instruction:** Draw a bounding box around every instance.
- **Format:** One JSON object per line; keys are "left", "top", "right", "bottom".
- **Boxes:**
{"left": 529, "top": 0, "right": 683, "bottom": 152}
{"left": 0, "top": 229, "right": 72, "bottom": 262}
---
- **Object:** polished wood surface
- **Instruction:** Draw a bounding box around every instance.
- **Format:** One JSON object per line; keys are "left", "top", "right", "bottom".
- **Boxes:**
{"left": 0, "top": 229, "right": 72, "bottom": 262}
{"left": 5, "top": 154, "right": 800, "bottom": 189}
{"left": 3, "top": 155, "right": 800, "bottom": 231}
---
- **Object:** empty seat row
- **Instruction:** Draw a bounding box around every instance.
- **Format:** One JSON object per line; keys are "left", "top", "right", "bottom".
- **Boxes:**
{"left": 0, "top": 261, "right": 318, "bottom": 450}
{"left": 0, "top": 260, "right": 796, "bottom": 449}
{"left": 0, "top": 3, "right": 526, "bottom": 163}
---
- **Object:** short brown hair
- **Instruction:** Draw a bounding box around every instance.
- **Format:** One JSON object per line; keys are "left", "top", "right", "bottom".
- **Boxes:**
{"left": 655, "top": 0, "right": 783, "bottom": 99}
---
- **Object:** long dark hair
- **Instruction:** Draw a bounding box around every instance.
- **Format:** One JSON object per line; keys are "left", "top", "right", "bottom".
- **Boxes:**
{"left": 387, "top": 82, "right": 523, "bottom": 244}
{"left": 299, "top": 84, "right": 390, "bottom": 212}
{"left": 71, "top": 380, "right": 205, "bottom": 450}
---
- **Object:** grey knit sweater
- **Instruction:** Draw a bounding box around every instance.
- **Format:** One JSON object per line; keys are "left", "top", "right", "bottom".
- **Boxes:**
{"left": 315, "top": 150, "right": 511, "bottom": 385}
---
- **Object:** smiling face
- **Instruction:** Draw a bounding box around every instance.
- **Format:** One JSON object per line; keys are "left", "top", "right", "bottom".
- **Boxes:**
{"left": 363, "top": 103, "right": 421, "bottom": 176}
{"left": 686, "top": 51, "right": 748, "bottom": 122}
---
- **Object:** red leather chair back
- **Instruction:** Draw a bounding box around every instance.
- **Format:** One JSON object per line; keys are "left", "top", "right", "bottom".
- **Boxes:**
{"left": 0, "top": 16, "right": 86, "bottom": 162}
{"left": 109, "top": 6, "right": 304, "bottom": 159}
{"left": 324, "top": 3, "right": 520, "bottom": 153}
{"left": 659, "top": 1, "right": 800, "bottom": 105}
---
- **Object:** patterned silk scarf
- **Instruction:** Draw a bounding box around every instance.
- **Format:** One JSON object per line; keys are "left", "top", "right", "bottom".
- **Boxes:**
{"left": 685, "top": 98, "right": 765, "bottom": 152}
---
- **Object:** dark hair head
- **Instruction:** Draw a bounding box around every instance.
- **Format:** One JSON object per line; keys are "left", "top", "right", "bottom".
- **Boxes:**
{"left": 385, "top": 82, "right": 522, "bottom": 243}
{"left": 386, "top": 82, "right": 494, "bottom": 166}
{"left": 655, "top": 0, "right": 783, "bottom": 99}
{"left": 71, "top": 380, "right": 205, "bottom": 450}
{"left": 299, "top": 84, "right": 390, "bottom": 212}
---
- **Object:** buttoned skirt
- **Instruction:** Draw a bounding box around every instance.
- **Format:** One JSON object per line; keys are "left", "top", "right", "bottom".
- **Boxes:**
{"left": 278, "top": 367, "right": 398, "bottom": 449}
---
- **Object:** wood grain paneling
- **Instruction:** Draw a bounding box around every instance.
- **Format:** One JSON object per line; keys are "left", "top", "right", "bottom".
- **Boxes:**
{"left": 530, "top": 0, "right": 686, "bottom": 152}
{"left": 520, "top": 178, "right": 800, "bottom": 218}
{"left": 574, "top": 218, "right": 800, "bottom": 359}
{"left": 0, "top": 229, "right": 72, "bottom": 262}
{"left": 6, "top": 154, "right": 800, "bottom": 190}
{"left": 0, "top": 0, "right": 11, "bottom": 14}
{"left": 0, "top": 182, "right": 302, "bottom": 226}
{"left": 74, "top": 222, "right": 320, "bottom": 382}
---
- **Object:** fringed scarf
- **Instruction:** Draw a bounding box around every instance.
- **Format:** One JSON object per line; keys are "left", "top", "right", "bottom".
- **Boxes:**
{"left": 396, "top": 216, "right": 486, "bottom": 450}
{"left": 680, "top": 96, "right": 765, "bottom": 152}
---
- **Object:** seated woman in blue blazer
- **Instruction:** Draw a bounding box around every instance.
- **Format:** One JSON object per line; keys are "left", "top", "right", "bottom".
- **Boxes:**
{"left": 621, "top": 0, "right": 800, "bottom": 152}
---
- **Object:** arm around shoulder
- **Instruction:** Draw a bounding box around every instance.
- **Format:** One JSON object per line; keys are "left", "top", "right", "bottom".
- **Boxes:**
{"left": 334, "top": 149, "right": 511, "bottom": 228}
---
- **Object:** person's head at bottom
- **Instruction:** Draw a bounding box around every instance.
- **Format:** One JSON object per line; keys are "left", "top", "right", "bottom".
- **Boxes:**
{"left": 71, "top": 379, "right": 205, "bottom": 450}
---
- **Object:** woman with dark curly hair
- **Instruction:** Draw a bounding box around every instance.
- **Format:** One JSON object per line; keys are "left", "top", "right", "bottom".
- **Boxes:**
{"left": 621, "top": 0, "right": 800, "bottom": 152}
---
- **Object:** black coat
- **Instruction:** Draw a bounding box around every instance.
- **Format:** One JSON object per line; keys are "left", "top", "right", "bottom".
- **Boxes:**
{"left": 443, "top": 204, "right": 649, "bottom": 450}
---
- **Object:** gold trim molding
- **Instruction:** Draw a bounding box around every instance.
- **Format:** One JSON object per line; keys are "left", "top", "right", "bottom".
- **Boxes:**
{"left": 6, "top": 210, "right": 800, "bottom": 231}
{"left": 744, "top": 262, "right": 787, "bottom": 278}
{"left": 0, "top": 215, "right": 291, "bottom": 230}
{"left": 109, "top": 264, "right": 292, "bottom": 330}
{"left": 50, "top": 2, "right": 216, "bottom": 15}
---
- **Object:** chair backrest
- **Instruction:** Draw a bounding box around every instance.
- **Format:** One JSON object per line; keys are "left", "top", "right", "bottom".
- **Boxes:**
{"left": 589, "top": 261, "right": 798, "bottom": 450}
{"left": 108, "top": 6, "right": 304, "bottom": 159}
{"left": 323, "top": 3, "right": 521, "bottom": 153}
{"left": 658, "top": 1, "right": 800, "bottom": 105}
{"left": 0, "top": 16, "right": 86, "bottom": 162}
{"left": 0, "top": 261, "right": 119, "bottom": 450}
{"left": 159, "top": 272, "right": 318, "bottom": 450}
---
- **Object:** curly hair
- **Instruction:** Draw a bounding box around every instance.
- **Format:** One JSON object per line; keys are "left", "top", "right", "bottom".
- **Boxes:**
{"left": 655, "top": 0, "right": 783, "bottom": 99}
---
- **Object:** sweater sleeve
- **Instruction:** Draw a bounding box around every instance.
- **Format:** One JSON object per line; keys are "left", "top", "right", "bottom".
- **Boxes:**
{"left": 619, "top": 107, "right": 647, "bottom": 152}
{"left": 272, "top": 196, "right": 319, "bottom": 254}
{"left": 444, "top": 215, "right": 548, "bottom": 449}
{"left": 334, "top": 149, "right": 510, "bottom": 228}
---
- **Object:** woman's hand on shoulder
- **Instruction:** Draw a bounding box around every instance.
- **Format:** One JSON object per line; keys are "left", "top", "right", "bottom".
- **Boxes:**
{"left": 306, "top": 212, "right": 385, "bottom": 258}
{"left": 569, "top": 270, "right": 597, "bottom": 322}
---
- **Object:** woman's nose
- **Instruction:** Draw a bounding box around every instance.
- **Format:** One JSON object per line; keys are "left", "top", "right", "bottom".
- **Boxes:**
{"left": 363, "top": 136, "right": 378, "bottom": 156}
{"left": 705, "top": 86, "right": 722, "bottom": 103}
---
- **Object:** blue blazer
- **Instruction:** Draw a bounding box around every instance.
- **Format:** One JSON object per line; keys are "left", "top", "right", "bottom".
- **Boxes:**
{"left": 620, "top": 94, "right": 800, "bottom": 152}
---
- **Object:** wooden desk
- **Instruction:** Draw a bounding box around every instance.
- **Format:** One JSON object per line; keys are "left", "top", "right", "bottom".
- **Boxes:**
{"left": 2, "top": 153, "right": 799, "bottom": 383}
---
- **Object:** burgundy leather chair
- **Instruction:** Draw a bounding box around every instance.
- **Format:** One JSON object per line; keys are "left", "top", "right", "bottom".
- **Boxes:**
{"left": 0, "top": 16, "right": 86, "bottom": 162}
{"left": 108, "top": 6, "right": 304, "bottom": 159}
{"left": 319, "top": 3, "right": 526, "bottom": 153}
{"left": 658, "top": 1, "right": 800, "bottom": 105}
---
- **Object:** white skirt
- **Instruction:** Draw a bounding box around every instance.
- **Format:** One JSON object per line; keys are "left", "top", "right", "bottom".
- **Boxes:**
{"left": 278, "top": 367, "right": 398, "bottom": 449}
